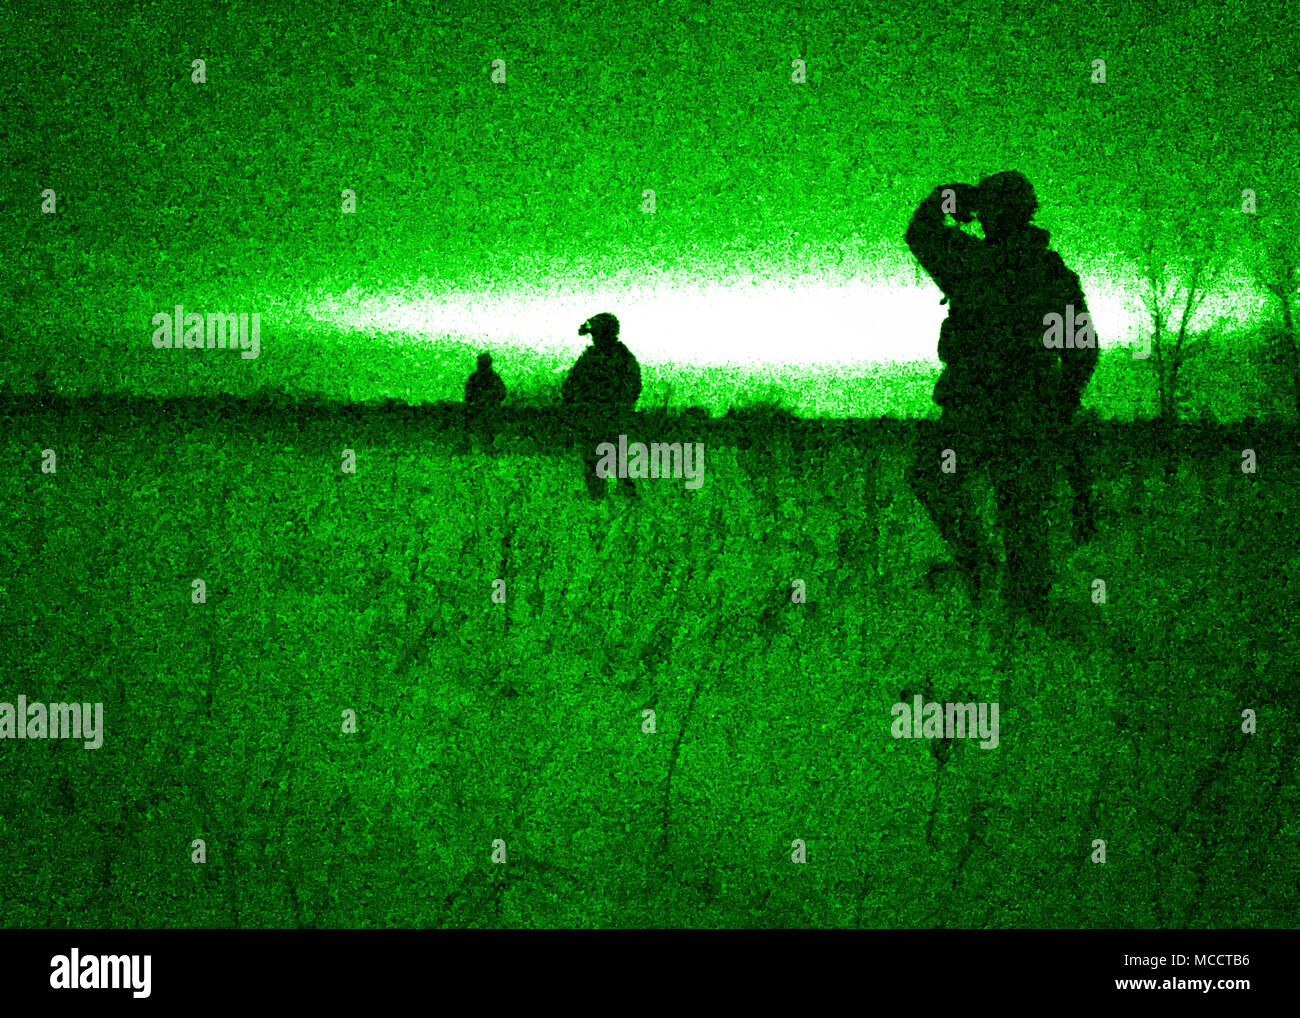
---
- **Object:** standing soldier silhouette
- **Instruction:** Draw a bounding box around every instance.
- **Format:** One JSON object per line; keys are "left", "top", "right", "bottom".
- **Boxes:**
{"left": 562, "top": 312, "right": 641, "bottom": 500}
{"left": 464, "top": 351, "right": 506, "bottom": 454}
{"left": 903, "top": 170, "right": 1098, "bottom": 622}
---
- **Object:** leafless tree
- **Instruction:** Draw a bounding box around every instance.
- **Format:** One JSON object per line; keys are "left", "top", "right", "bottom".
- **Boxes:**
{"left": 1138, "top": 208, "right": 1225, "bottom": 423}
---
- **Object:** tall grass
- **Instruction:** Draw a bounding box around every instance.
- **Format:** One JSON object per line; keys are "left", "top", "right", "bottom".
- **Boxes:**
{"left": 0, "top": 405, "right": 1295, "bottom": 926}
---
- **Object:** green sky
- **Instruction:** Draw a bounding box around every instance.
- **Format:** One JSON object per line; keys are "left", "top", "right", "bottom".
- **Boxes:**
{"left": 4, "top": 0, "right": 1295, "bottom": 410}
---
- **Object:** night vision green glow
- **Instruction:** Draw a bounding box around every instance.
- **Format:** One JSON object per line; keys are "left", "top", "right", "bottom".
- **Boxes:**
{"left": 2, "top": 0, "right": 1297, "bottom": 952}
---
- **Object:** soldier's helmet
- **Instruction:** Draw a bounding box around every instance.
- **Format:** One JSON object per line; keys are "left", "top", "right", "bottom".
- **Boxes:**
{"left": 976, "top": 170, "right": 1039, "bottom": 229}
{"left": 578, "top": 312, "right": 620, "bottom": 345}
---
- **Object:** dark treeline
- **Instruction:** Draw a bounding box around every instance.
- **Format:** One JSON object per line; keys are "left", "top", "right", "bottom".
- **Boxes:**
{"left": 1, "top": 392, "right": 1292, "bottom": 470}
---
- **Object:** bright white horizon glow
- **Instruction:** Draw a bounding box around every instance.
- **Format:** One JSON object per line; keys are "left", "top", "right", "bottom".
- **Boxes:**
{"left": 300, "top": 269, "right": 1270, "bottom": 368}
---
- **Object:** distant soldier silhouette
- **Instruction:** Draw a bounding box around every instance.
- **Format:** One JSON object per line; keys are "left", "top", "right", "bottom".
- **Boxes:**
{"left": 903, "top": 170, "right": 1098, "bottom": 621}
{"left": 464, "top": 352, "right": 506, "bottom": 454}
{"left": 562, "top": 312, "right": 641, "bottom": 499}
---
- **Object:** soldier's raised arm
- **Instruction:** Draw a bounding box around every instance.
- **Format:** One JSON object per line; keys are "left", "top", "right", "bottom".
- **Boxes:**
{"left": 904, "top": 182, "right": 983, "bottom": 297}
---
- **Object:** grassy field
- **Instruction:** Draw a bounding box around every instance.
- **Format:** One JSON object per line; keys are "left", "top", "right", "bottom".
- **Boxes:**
{"left": 1, "top": 400, "right": 1296, "bottom": 927}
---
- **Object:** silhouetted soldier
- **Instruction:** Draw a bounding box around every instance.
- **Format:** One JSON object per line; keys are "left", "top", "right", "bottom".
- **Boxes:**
{"left": 903, "top": 170, "right": 1098, "bottom": 621}
{"left": 464, "top": 352, "right": 506, "bottom": 454}
{"left": 562, "top": 312, "right": 641, "bottom": 499}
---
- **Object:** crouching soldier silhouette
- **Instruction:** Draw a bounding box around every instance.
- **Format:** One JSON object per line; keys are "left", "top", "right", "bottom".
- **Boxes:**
{"left": 464, "top": 352, "right": 507, "bottom": 454}
{"left": 562, "top": 312, "right": 641, "bottom": 499}
{"left": 903, "top": 170, "right": 1099, "bottom": 622}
